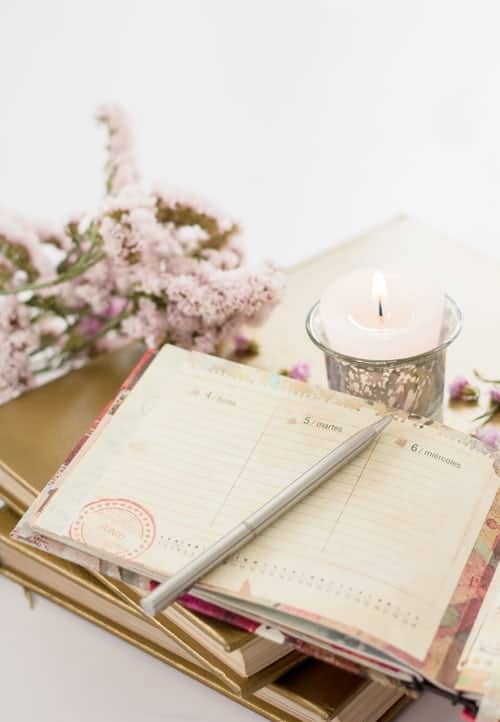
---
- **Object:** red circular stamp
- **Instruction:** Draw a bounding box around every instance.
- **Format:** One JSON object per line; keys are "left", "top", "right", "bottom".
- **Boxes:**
{"left": 70, "top": 498, "right": 156, "bottom": 559}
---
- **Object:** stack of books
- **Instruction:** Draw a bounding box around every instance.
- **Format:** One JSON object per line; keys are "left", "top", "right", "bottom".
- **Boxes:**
{"left": 7, "top": 216, "right": 493, "bottom": 720}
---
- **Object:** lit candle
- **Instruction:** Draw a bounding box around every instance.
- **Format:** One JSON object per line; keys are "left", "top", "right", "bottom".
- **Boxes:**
{"left": 319, "top": 268, "right": 444, "bottom": 361}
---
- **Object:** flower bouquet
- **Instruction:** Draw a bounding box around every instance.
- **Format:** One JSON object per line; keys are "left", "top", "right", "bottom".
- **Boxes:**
{"left": 0, "top": 106, "right": 283, "bottom": 405}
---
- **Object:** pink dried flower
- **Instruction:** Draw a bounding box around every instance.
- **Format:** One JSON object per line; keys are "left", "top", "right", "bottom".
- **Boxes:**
{"left": 78, "top": 316, "right": 103, "bottom": 338}
{"left": 490, "top": 387, "right": 500, "bottom": 405}
{"left": 0, "top": 211, "right": 56, "bottom": 285}
{"left": 235, "top": 334, "right": 250, "bottom": 350}
{"left": 449, "top": 376, "right": 479, "bottom": 402}
{"left": 0, "top": 297, "right": 38, "bottom": 403}
{"left": 289, "top": 362, "right": 311, "bottom": 382}
{"left": 449, "top": 376, "right": 467, "bottom": 399}
{"left": 281, "top": 361, "right": 311, "bottom": 382}
{"left": 233, "top": 335, "right": 260, "bottom": 358}
{"left": 475, "top": 425, "right": 500, "bottom": 450}
{"left": 121, "top": 297, "right": 169, "bottom": 349}
{"left": 96, "top": 104, "right": 140, "bottom": 195}
{"left": 0, "top": 105, "right": 284, "bottom": 405}
{"left": 105, "top": 296, "right": 128, "bottom": 318}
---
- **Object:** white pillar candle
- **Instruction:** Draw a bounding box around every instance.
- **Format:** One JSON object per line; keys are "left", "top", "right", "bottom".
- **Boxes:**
{"left": 319, "top": 268, "right": 444, "bottom": 361}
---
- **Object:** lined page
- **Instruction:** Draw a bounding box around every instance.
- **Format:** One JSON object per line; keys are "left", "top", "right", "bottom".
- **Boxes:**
{"left": 32, "top": 346, "right": 499, "bottom": 661}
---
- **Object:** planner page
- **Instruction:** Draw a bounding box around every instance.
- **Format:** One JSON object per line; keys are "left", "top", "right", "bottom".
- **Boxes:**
{"left": 24, "top": 345, "right": 500, "bottom": 665}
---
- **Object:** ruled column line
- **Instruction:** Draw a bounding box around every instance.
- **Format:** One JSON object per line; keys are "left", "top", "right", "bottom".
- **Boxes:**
{"left": 321, "top": 438, "right": 379, "bottom": 552}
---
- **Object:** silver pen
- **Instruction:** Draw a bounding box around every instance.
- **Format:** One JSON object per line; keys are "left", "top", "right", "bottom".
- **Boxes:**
{"left": 141, "top": 414, "right": 392, "bottom": 616}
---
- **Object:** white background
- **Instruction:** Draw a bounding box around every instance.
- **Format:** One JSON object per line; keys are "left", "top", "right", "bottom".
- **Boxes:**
{"left": 1, "top": 1, "right": 500, "bottom": 720}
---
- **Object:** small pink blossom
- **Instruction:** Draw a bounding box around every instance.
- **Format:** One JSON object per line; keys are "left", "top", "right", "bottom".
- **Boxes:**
{"left": 78, "top": 316, "right": 103, "bottom": 338}
{"left": 234, "top": 334, "right": 249, "bottom": 350}
{"left": 105, "top": 296, "right": 128, "bottom": 318}
{"left": 475, "top": 425, "right": 500, "bottom": 450}
{"left": 449, "top": 376, "right": 467, "bottom": 399}
{"left": 233, "top": 334, "right": 259, "bottom": 358}
{"left": 288, "top": 361, "right": 311, "bottom": 382}
{"left": 0, "top": 212, "right": 56, "bottom": 283}
{"left": 449, "top": 376, "right": 479, "bottom": 402}
{"left": 96, "top": 104, "right": 140, "bottom": 195}
{"left": 0, "top": 297, "right": 38, "bottom": 403}
{"left": 95, "top": 329, "right": 127, "bottom": 353}
{"left": 490, "top": 387, "right": 500, "bottom": 405}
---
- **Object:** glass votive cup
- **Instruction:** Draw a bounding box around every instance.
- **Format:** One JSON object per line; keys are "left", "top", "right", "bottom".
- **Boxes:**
{"left": 305, "top": 295, "right": 463, "bottom": 419}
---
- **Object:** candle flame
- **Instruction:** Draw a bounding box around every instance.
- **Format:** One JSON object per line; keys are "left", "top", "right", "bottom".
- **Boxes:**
{"left": 371, "top": 271, "right": 387, "bottom": 317}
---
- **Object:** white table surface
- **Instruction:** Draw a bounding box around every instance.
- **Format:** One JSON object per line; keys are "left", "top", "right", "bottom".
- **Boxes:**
{"left": 0, "top": 574, "right": 460, "bottom": 722}
{"left": 2, "top": 1, "right": 500, "bottom": 720}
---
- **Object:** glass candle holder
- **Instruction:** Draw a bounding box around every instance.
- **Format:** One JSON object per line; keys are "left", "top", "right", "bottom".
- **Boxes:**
{"left": 306, "top": 295, "right": 462, "bottom": 419}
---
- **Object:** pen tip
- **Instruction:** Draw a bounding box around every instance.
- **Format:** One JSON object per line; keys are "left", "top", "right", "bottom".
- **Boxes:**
{"left": 373, "top": 415, "right": 393, "bottom": 434}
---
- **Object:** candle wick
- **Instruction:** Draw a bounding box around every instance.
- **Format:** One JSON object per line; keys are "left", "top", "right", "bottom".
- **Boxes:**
{"left": 378, "top": 298, "right": 384, "bottom": 318}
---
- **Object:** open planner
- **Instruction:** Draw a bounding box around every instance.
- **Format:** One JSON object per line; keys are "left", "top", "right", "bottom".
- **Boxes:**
{"left": 14, "top": 344, "right": 500, "bottom": 708}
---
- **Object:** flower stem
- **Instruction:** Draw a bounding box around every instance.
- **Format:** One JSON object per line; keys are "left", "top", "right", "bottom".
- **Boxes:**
{"left": 0, "top": 246, "right": 105, "bottom": 296}
{"left": 61, "top": 310, "right": 129, "bottom": 362}
{"left": 473, "top": 369, "right": 500, "bottom": 384}
{"left": 472, "top": 405, "right": 500, "bottom": 424}
{"left": 72, "top": 311, "right": 128, "bottom": 351}
{"left": 0, "top": 251, "right": 105, "bottom": 296}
